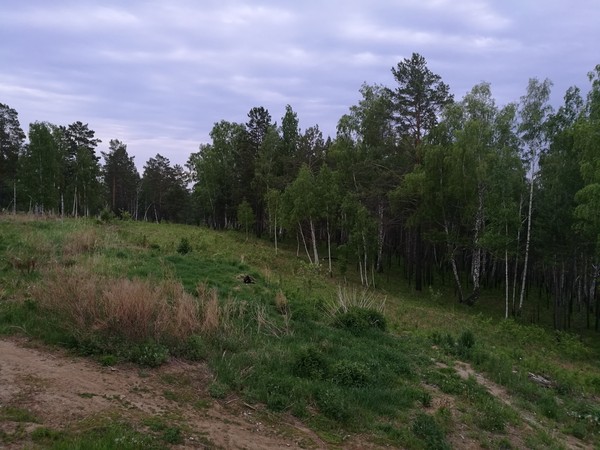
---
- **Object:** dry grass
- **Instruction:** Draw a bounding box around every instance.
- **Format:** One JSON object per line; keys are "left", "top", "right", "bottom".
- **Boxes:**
{"left": 325, "top": 285, "right": 387, "bottom": 318}
{"left": 33, "top": 267, "right": 206, "bottom": 344}
{"left": 62, "top": 229, "right": 98, "bottom": 256}
{"left": 274, "top": 290, "right": 289, "bottom": 315}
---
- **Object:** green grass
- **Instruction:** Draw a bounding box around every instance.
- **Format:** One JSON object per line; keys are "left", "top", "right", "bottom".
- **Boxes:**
{"left": 1, "top": 215, "right": 600, "bottom": 448}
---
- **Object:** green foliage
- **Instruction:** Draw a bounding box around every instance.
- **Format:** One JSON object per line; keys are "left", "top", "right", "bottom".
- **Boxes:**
{"left": 176, "top": 236, "right": 192, "bottom": 254}
{"left": 129, "top": 343, "right": 169, "bottom": 367}
{"left": 315, "top": 387, "right": 351, "bottom": 422}
{"left": 332, "top": 306, "right": 386, "bottom": 334}
{"left": 330, "top": 360, "right": 370, "bottom": 387}
{"left": 292, "top": 346, "right": 328, "bottom": 379}
{"left": 208, "top": 381, "right": 229, "bottom": 399}
{"left": 411, "top": 413, "right": 451, "bottom": 450}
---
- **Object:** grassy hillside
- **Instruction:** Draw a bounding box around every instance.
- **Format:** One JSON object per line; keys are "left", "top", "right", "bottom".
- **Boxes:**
{"left": 1, "top": 215, "right": 599, "bottom": 449}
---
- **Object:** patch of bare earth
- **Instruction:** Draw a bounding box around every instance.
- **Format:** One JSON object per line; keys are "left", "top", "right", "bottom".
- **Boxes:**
{"left": 0, "top": 337, "right": 326, "bottom": 449}
{"left": 451, "top": 361, "right": 592, "bottom": 450}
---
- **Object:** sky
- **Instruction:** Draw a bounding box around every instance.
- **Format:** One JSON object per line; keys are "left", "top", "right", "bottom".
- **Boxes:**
{"left": 1, "top": 0, "right": 599, "bottom": 171}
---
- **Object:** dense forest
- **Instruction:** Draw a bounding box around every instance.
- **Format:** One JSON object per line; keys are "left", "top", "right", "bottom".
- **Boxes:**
{"left": 1, "top": 53, "right": 599, "bottom": 331}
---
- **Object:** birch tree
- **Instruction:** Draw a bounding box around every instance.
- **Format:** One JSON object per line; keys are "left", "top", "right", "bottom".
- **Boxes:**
{"left": 517, "top": 78, "right": 553, "bottom": 315}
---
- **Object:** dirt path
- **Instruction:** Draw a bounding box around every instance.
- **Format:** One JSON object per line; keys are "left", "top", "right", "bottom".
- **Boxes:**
{"left": 0, "top": 337, "right": 325, "bottom": 449}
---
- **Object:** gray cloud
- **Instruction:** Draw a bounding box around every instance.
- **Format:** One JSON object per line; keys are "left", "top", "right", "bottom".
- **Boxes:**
{"left": 1, "top": 0, "right": 598, "bottom": 169}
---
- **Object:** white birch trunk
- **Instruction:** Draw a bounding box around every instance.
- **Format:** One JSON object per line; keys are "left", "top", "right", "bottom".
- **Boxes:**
{"left": 309, "top": 217, "right": 319, "bottom": 266}
{"left": 376, "top": 202, "right": 384, "bottom": 273}
{"left": 298, "top": 222, "right": 313, "bottom": 264}
{"left": 519, "top": 167, "right": 535, "bottom": 314}
{"left": 444, "top": 221, "right": 464, "bottom": 302}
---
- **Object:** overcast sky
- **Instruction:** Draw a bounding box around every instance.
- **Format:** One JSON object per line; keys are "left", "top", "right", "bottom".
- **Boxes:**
{"left": 1, "top": 0, "right": 599, "bottom": 170}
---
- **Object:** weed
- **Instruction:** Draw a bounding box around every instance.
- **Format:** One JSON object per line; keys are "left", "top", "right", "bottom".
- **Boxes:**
{"left": 208, "top": 381, "right": 228, "bottom": 399}
{"left": 30, "top": 427, "right": 64, "bottom": 442}
{"left": 0, "top": 406, "right": 40, "bottom": 423}
{"left": 129, "top": 343, "right": 169, "bottom": 367}
{"left": 412, "top": 412, "right": 450, "bottom": 449}
{"left": 315, "top": 387, "right": 351, "bottom": 422}
{"left": 177, "top": 237, "right": 192, "bottom": 254}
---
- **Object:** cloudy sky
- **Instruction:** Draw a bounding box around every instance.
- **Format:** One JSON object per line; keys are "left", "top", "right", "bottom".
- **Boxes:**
{"left": 1, "top": 0, "right": 598, "bottom": 170}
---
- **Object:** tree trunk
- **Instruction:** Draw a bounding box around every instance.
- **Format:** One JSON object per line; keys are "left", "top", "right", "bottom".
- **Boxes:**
{"left": 298, "top": 222, "right": 313, "bottom": 264}
{"left": 415, "top": 226, "right": 423, "bottom": 291}
{"left": 519, "top": 174, "right": 535, "bottom": 315}
{"left": 326, "top": 217, "right": 332, "bottom": 276}
{"left": 274, "top": 215, "right": 278, "bottom": 255}
{"left": 309, "top": 217, "right": 319, "bottom": 266}
{"left": 505, "top": 247, "right": 510, "bottom": 319}
{"left": 444, "top": 221, "right": 464, "bottom": 302}
{"left": 376, "top": 202, "right": 385, "bottom": 273}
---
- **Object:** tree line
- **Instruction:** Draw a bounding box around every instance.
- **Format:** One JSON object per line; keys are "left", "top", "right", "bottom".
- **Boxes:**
{"left": 1, "top": 53, "right": 599, "bottom": 331}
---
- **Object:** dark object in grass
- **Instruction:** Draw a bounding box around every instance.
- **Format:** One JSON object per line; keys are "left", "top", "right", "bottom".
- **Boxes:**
{"left": 243, "top": 274, "right": 255, "bottom": 284}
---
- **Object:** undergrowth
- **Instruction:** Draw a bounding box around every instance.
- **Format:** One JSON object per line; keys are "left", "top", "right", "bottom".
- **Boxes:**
{"left": 1, "top": 215, "right": 599, "bottom": 448}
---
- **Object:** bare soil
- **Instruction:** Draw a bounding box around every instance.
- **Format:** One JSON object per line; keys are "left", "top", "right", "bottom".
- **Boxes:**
{"left": 0, "top": 337, "right": 325, "bottom": 449}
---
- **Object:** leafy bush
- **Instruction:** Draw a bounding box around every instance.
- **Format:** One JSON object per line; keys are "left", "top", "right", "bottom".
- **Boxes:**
{"left": 208, "top": 381, "right": 228, "bottom": 399}
{"left": 315, "top": 387, "right": 351, "bottom": 422}
{"left": 330, "top": 360, "right": 370, "bottom": 387}
{"left": 333, "top": 307, "right": 386, "bottom": 335}
{"left": 130, "top": 343, "right": 169, "bottom": 367}
{"left": 292, "top": 346, "right": 329, "bottom": 379}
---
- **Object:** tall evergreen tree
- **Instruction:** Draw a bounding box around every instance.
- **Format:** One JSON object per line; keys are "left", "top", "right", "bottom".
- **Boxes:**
{"left": 64, "top": 121, "right": 102, "bottom": 217}
{"left": 0, "top": 103, "right": 25, "bottom": 212}
{"left": 18, "top": 122, "right": 62, "bottom": 213}
{"left": 101, "top": 139, "right": 140, "bottom": 217}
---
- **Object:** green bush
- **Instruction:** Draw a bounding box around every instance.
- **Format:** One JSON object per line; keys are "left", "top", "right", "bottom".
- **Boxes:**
{"left": 176, "top": 237, "right": 192, "bottom": 254}
{"left": 333, "top": 307, "right": 386, "bottom": 335}
{"left": 330, "top": 360, "right": 370, "bottom": 387}
{"left": 315, "top": 387, "right": 351, "bottom": 422}
{"left": 208, "top": 381, "right": 228, "bottom": 399}
{"left": 292, "top": 347, "right": 329, "bottom": 379}
{"left": 130, "top": 343, "right": 169, "bottom": 367}
{"left": 183, "top": 335, "right": 208, "bottom": 361}
{"left": 412, "top": 412, "right": 450, "bottom": 450}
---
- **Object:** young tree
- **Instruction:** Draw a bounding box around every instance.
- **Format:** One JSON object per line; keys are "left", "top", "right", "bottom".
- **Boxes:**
{"left": 237, "top": 199, "right": 255, "bottom": 238}
{"left": 517, "top": 78, "right": 553, "bottom": 315}
{"left": 282, "top": 165, "right": 321, "bottom": 265}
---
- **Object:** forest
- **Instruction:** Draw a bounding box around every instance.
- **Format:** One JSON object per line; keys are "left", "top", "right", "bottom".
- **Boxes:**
{"left": 1, "top": 53, "right": 599, "bottom": 332}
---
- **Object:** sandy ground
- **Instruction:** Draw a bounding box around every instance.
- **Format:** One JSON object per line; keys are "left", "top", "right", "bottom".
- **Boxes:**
{"left": 0, "top": 337, "right": 327, "bottom": 449}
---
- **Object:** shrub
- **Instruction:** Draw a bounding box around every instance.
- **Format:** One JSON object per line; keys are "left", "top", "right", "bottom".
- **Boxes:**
{"left": 130, "top": 342, "right": 169, "bottom": 367}
{"left": 330, "top": 360, "right": 370, "bottom": 387}
{"left": 412, "top": 413, "right": 450, "bottom": 450}
{"left": 315, "top": 387, "right": 351, "bottom": 422}
{"left": 292, "top": 346, "right": 328, "bottom": 379}
{"left": 177, "top": 237, "right": 192, "bottom": 254}
{"left": 457, "top": 329, "right": 476, "bottom": 357}
{"left": 333, "top": 307, "right": 386, "bottom": 335}
{"left": 208, "top": 381, "right": 228, "bottom": 399}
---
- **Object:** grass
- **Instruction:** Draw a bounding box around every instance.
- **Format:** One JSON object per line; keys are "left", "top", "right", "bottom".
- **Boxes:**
{"left": 1, "top": 214, "right": 599, "bottom": 448}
